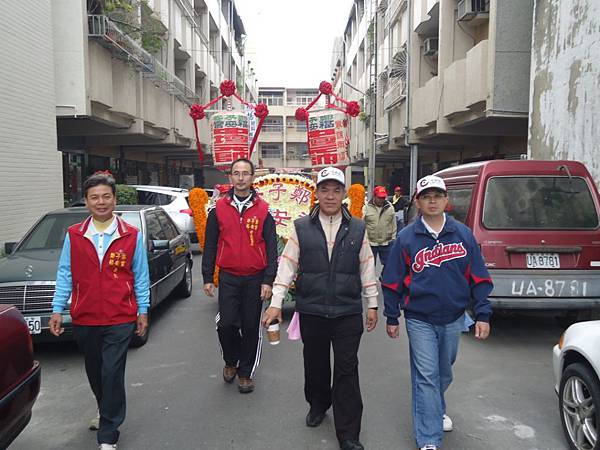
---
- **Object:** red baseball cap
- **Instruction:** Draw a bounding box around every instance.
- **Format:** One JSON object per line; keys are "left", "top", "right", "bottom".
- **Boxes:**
{"left": 374, "top": 186, "right": 388, "bottom": 198}
{"left": 394, "top": 186, "right": 402, "bottom": 192}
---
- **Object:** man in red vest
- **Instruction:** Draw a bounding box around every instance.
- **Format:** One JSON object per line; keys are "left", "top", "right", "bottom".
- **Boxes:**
{"left": 202, "top": 158, "right": 278, "bottom": 394}
{"left": 49, "top": 173, "right": 149, "bottom": 450}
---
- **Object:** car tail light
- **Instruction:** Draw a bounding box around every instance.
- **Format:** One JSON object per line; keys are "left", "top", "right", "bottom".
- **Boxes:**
{"left": 180, "top": 208, "right": 193, "bottom": 216}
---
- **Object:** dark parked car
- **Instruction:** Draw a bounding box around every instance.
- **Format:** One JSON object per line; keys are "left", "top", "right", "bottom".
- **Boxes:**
{"left": 0, "top": 206, "right": 193, "bottom": 347}
{"left": 0, "top": 305, "right": 41, "bottom": 449}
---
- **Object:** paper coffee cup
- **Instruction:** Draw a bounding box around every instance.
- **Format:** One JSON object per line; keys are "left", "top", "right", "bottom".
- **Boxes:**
{"left": 267, "top": 322, "right": 280, "bottom": 345}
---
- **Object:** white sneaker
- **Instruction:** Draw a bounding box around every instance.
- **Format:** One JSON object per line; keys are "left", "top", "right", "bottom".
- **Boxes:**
{"left": 420, "top": 446, "right": 437, "bottom": 450}
{"left": 443, "top": 413, "right": 453, "bottom": 432}
{"left": 89, "top": 410, "right": 100, "bottom": 430}
{"left": 99, "top": 445, "right": 117, "bottom": 450}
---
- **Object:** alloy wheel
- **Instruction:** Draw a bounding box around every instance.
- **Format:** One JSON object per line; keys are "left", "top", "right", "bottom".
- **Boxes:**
{"left": 562, "top": 375, "right": 597, "bottom": 450}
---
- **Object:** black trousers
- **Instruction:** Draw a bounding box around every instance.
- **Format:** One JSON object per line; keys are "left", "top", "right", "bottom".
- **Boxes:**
{"left": 300, "top": 313, "right": 364, "bottom": 442}
{"left": 73, "top": 322, "right": 135, "bottom": 445}
{"left": 217, "top": 270, "right": 264, "bottom": 379}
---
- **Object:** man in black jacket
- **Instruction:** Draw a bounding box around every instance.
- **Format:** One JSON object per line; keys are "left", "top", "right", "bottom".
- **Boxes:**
{"left": 202, "top": 158, "right": 278, "bottom": 393}
{"left": 262, "top": 167, "right": 379, "bottom": 450}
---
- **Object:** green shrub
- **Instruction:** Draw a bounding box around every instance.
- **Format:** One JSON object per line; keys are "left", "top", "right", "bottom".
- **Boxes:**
{"left": 116, "top": 184, "right": 138, "bottom": 205}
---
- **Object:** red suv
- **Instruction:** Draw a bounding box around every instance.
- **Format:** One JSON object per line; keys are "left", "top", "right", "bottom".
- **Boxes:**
{"left": 432, "top": 160, "right": 600, "bottom": 321}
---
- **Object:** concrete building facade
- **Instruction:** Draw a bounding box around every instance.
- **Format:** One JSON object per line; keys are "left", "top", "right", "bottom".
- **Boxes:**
{"left": 54, "top": 0, "right": 256, "bottom": 203}
{"left": 528, "top": 0, "right": 600, "bottom": 187}
{"left": 332, "top": 0, "right": 534, "bottom": 193}
{"left": 256, "top": 87, "right": 318, "bottom": 171}
{"left": 0, "top": 2, "right": 63, "bottom": 249}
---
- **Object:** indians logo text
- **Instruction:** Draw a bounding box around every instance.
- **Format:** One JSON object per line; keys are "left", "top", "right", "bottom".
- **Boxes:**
{"left": 412, "top": 242, "right": 467, "bottom": 273}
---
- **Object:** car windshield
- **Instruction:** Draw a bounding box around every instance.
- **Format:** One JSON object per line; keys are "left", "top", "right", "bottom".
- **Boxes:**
{"left": 18, "top": 214, "right": 88, "bottom": 251}
{"left": 483, "top": 176, "right": 599, "bottom": 230}
{"left": 136, "top": 191, "right": 175, "bottom": 206}
{"left": 17, "top": 212, "right": 143, "bottom": 252}
{"left": 116, "top": 212, "right": 142, "bottom": 230}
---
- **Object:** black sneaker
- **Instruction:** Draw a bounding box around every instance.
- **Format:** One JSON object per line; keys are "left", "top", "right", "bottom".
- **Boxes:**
{"left": 306, "top": 409, "right": 326, "bottom": 427}
{"left": 339, "top": 440, "right": 364, "bottom": 450}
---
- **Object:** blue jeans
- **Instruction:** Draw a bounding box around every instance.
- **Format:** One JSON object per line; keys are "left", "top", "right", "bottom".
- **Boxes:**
{"left": 405, "top": 316, "right": 463, "bottom": 448}
{"left": 371, "top": 244, "right": 391, "bottom": 267}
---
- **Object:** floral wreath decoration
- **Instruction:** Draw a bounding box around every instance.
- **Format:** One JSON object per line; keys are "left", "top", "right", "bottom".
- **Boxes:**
{"left": 347, "top": 184, "right": 366, "bottom": 218}
{"left": 188, "top": 187, "right": 220, "bottom": 286}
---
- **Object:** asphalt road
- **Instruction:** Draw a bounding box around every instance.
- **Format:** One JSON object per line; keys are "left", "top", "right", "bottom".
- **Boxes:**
{"left": 11, "top": 257, "right": 569, "bottom": 450}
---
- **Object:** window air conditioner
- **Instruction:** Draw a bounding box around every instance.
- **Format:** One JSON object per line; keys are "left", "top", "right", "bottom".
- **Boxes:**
{"left": 458, "top": 0, "right": 489, "bottom": 22}
{"left": 423, "top": 37, "right": 438, "bottom": 56}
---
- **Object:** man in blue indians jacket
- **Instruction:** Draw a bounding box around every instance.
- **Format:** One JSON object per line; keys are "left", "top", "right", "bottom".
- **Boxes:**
{"left": 381, "top": 175, "right": 493, "bottom": 450}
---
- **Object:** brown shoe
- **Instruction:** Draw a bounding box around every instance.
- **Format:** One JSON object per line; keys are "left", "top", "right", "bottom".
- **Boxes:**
{"left": 223, "top": 365, "right": 237, "bottom": 383}
{"left": 238, "top": 377, "right": 255, "bottom": 393}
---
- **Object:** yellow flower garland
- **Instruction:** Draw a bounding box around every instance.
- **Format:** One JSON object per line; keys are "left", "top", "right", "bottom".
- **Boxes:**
{"left": 189, "top": 188, "right": 209, "bottom": 251}
{"left": 347, "top": 184, "right": 366, "bottom": 218}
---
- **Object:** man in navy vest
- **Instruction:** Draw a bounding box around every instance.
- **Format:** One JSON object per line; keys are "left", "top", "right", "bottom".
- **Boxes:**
{"left": 382, "top": 175, "right": 493, "bottom": 450}
{"left": 202, "top": 158, "right": 278, "bottom": 394}
{"left": 50, "top": 173, "right": 150, "bottom": 450}
{"left": 263, "top": 167, "right": 379, "bottom": 450}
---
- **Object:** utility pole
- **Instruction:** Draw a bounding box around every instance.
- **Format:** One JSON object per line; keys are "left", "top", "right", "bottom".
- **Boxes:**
{"left": 406, "top": 0, "right": 418, "bottom": 193}
{"left": 368, "top": 2, "right": 378, "bottom": 195}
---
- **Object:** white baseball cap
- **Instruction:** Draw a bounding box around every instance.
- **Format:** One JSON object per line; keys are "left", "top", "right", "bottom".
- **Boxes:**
{"left": 317, "top": 167, "right": 345, "bottom": 186}
{"left": 415, "top": 175, "right": 447, "bottom": 197}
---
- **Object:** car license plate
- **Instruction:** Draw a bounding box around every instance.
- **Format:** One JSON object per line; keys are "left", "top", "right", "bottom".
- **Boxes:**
{"left": 24, "top": 316, "right": 42, "bottom": 334}
{"left": 526, "top": 253, "right": 560, "bottom": 269}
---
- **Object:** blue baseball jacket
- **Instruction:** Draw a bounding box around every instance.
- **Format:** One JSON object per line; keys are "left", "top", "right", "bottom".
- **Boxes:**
{"left": 382, "top": 214, "right": 493, "bottom": 326}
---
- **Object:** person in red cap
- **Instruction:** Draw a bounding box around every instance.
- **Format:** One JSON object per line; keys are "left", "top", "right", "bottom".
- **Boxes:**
{"left": 364, "top": 186, "right": 396, "bottom": 267}
{"left": 391, "top": 186, "right": 407, "bottom": 213}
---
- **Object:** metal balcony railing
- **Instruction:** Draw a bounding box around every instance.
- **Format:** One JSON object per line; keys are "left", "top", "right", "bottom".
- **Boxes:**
{"left": 88, "top": 15, "right": 199, "bottom": 106}
{"left": 262, "top": 124, "right": 284, "bottom": 132}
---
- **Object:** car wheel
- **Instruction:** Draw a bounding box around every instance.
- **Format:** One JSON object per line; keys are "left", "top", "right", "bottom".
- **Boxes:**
{"left": 175, "top": 259, "right": 193, "bottom": 298}
{"left": 559, "top": 362, "right": 600, "bottom": 450}
{"left": 130, "top": 313, "right": 151, "bottom": 348}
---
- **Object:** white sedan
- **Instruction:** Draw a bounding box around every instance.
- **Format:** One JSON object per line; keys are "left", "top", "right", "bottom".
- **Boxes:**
{"left": 553, "top": 320, "right": 600, "bottom": 450}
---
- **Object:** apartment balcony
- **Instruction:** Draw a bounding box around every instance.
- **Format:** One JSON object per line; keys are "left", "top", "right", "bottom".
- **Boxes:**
{"left": 414, "top": 0, "right": 439, "bottom": 35}
{"left": 285, "top": 156, "right": 312, "bottom": 168}
{"left": 56, "top": 14, "right": 201, "bottom": 156}
{"left": 285, "top": 125, "right": 308, "bottom": 143}
{"left": 383, "top": 77, "right": 406, "bottom": 111}
{"left": 412, "top": 76, "right": 439, "bottom": 132}
{"left": 443, "top": 39, "right": 489, "bottom": 127}
{"left": 385, "top": 0, "right": 407, "bottom": 29}
{"left": 260, "top": 125, "right": 284, "bottom": 143}
{"left": 442, "top": 59, "right": 468, "bottom": 119}
{"left": 465, "top": 39, "right": 489, "bottom": 109}
{"left": 387, "top": 103, "right": 408, "bottom": 148}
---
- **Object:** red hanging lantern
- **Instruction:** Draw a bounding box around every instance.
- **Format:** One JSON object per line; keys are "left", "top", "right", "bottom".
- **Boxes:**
{"left": 189, "top": 79, "right": 269, "bottom": 166}
{"left": 210, "top": 111, "right": 250, "bottom": 171}
{"left": 292, "top": 80, "right": 359, "bottom": 169}
{"left": 307, "top": 110, "right": 350, "bottom": 167}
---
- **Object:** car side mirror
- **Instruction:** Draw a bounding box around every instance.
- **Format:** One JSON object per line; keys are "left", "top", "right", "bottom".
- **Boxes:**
{"left": 150, "top": 239, "right": 169, "bottom": 251}
{"left": 4, "top": 242, "right": 16, "bottom": 254}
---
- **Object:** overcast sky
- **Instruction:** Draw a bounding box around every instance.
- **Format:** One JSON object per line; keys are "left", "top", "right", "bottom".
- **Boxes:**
{"left": 234, "top": 0, "right": 354, "bottom": 88}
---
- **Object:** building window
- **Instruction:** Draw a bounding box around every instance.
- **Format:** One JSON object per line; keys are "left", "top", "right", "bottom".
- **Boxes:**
{"left": 258, "top": 92, "right": 283, "bottom": 106}
{"left": 261, "top": 144, "right": 283, "bottom": 159}
{"left": 287, "top": 143, "right": 309, "bottom": 160}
